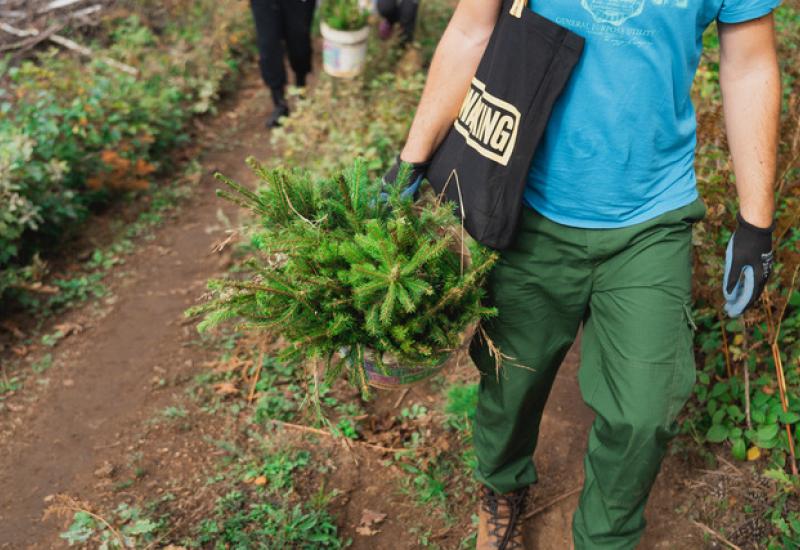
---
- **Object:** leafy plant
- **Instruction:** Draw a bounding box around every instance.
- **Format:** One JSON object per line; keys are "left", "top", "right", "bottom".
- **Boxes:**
{"left": 763, "top": 468, "right": 800, "bottom": 548}
{"left": 194, "top": 489, "right": 343, "bottom": 549}
{"left": 58, "top": 502, "right": 161, "bottom": 549}
{"left": 320, "top": 0, "right": 369, "bottom": 31}
{"left": 245, "top": 450, "right": 311, "bottom": 491}
{"left": 444, "top": 382, "right": 478, "bottom": 435}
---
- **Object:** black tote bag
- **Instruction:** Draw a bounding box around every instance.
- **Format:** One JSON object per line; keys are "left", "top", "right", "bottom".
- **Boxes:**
{"left": 426, "top": 0, "right": 584, "bottom": 249}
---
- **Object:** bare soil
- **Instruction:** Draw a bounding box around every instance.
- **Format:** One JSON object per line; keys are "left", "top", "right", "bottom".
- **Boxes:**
{"left": 0, "top": 71, "right": 706, "bottom": 549}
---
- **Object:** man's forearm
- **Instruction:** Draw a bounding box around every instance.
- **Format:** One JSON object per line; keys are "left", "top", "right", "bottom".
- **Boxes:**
{"left": 719, "top": 18, "right": 781, "bottom": 228}
{"left": 401, "top": 0, "right": 501, "bottom": 163}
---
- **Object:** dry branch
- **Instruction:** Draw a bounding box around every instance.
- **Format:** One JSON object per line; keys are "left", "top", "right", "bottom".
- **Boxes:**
{"left": 691, "top": 520, "right": 743, "bottom": 550}
{"left": 1, "top": 21, "right": 137, "bottom": 73}
{"left": 0, "top": 22, "right": 59, "bottom": 51}
{"left": 36, "top": 0, "right": 85, "bottom": 14}
{"left": 522, "top": 486, "right": 583, "bottom": 520}
{"left": 0, "top": 0, "right": 130, "bottom": 72}
{"left": 270, "top": 419, "right": 408, "bottom": 454}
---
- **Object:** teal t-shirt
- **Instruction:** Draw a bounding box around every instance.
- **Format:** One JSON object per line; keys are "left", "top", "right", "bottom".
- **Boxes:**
{"left": 524, "top": 0, "right": 781, "bottom": 228}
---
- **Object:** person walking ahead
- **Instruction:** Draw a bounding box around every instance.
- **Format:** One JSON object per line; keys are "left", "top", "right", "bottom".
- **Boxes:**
{"left": 377, "top": 0, "right": 420, "bottom": 44}
{"left": 387, "top": 0, "right": 781, "bottom": 547}
{"left": 250, "top": 0, "right": 316, "bottom": 128}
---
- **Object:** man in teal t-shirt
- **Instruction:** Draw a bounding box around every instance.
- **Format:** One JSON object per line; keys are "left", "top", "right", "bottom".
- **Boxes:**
{"left": 525, "top": 0, "right": 780, "bottom": 228}
{"left": 387, "top": 0, "right": 782, "bottom": 547}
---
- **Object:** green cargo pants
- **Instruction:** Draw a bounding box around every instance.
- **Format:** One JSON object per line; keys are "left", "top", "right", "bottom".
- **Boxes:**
{"left": 469, "top": 198, "right": 706, "bottom": 549}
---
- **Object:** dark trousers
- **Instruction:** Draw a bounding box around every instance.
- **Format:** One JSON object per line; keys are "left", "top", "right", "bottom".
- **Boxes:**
{"left": 250, "top": 0, "right": 315, "bottom": 102}
{"left": 377, "top": 0, "right": 419, "bottom": 42}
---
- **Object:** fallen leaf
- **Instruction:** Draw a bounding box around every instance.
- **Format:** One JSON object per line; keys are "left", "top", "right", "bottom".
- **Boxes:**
{"left": 356, "top": 508, "right": 387, "bottom": 536}
{"left": 747, "top": 446, "right": 761, "bottom": 461}
{"left": 214, "top": 382, "right": 239, "bottom": 396}
{"left": 1, "top": 321, "right": 25, "bottom": 339}
{"left": 62, "top": 379, "right": 75, "bottom": 387}
{"left": 54, "top": 323, "right": 83, "bottom": 337}
{"left": 253, "top": 475, "right": 267, "bottom": 486}
{"left": 19, "top": 282, "right": 59, "bottom": 294}
{"left": 94, "top": 462, "right": 115, "bottom": 478}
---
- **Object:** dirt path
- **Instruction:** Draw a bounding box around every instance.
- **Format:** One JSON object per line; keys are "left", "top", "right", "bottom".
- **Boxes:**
{"left": 0, "top": 73, "right": 702, "bottom": 548}
{"left": 0, "top": 74, "right": 271, "bottom": 547}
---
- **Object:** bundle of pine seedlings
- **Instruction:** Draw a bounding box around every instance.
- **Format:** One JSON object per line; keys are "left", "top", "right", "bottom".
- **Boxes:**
{"left": 189, "top": 160, "right": 498, "bottom": 394}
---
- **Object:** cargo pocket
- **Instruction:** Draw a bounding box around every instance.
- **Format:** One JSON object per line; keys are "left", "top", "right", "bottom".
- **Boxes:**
{"left": 667, "top": 303, "right": 698, "bottom": 421}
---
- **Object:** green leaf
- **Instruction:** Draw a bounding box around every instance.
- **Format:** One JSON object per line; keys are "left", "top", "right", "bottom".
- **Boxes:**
{"left": 731, "top": 438, "right": 746, "bottom": 461}
{"left": 763, "top": 467, "right": 792, "bottom": 486}
{"left": 779, "top": 411, "right": 800, "bottom": 424}
{"left": 710, "top": 382, "right": 729, "bottom": 398}
{"left": 126, "top": 518, "right": 157, "bottom": 535}
{"left": 755, "top": 423, "right": 780, "bottom": 444}
{"left": 727, "top": 405, "right": 744, "bottom": 421}
{"left": 706, "top": 424, "right": 729, "bottom": 443}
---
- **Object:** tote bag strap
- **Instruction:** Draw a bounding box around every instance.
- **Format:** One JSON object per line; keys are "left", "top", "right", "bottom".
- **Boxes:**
{"left": 509, "top": 0, "right": 526, "bottom": 18}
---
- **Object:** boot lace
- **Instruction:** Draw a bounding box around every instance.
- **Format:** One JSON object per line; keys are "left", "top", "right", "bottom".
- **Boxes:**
{"left": 480, "top": 486, "right": 528, "bottom": 550}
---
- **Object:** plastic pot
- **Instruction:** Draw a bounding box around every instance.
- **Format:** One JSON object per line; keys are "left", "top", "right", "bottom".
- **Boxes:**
{"left": 362, "top": 349, "right": 447, "bottom": 390}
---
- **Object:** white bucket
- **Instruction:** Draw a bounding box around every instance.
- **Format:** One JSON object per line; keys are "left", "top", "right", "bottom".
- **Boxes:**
{"left": 320, "top": 22, "right": 370, "bottom": 78}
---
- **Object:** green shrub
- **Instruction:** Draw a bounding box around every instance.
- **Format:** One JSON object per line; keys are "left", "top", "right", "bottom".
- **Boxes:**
{"left": 0, "top": 1, "right": 252, "bottom": 304}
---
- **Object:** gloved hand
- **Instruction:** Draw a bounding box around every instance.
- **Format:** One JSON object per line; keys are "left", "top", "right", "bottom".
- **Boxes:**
{"left": 381, "top": 155, "right": 430, "bottom": 200}
{"left": 723, "top": 213, "right": 775, "bottom": 317}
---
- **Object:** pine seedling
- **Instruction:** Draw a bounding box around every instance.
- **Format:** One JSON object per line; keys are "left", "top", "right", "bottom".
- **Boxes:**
{"left": 188, "top": 160, "right": 498, "bottom": 398}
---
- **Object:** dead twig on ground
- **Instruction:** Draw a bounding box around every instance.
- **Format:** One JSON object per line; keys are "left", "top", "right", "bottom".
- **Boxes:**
{"left": 247, "top": 343, "right": 265, "bottom": 403}
{"left": 691, "top": 520, "right": 743, "bottom": 550}
{"left": 393, "top": 387, "right": 410, "bottom": 409}
{"left": 522, "top": 486, "right": 583, "bottom": 520}
{"left": 270, "top": 419, "right": 409, "bottom": 454}
{"left": 43, "top": 495, "right": 125, "bottom": 548}
{"left": 0, "top": 21, "right": 60, "bottom": 51}
{"left": 36, "top": 0, "right": 85, "bottom": 14}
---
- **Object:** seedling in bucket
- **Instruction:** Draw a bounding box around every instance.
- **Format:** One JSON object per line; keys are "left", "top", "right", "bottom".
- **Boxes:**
{"left": 188, "top": 160, "right": 498, "bottom": 399}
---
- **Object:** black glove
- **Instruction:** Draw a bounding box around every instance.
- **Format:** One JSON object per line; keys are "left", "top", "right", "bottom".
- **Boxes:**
{"left": 381, "top": 155, "right": 430, "bottom": 200}
{"left": 723, "top": 213, "right": 775, "bottom": 317}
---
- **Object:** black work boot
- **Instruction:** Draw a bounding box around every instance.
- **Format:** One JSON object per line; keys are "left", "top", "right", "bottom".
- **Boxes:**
{"left": 267, "top": 87, "right": 289, "bottom": 128}
{"left": 266, "top": 102, "right": 289, "bottom": 128}
{"left": 476, "top": 485, "right": 528, "bottom": 549}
